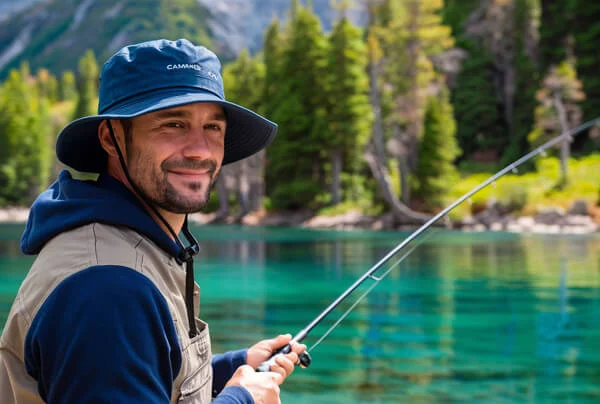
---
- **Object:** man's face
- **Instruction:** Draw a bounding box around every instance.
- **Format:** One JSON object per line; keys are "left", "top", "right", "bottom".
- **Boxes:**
{"left": 123, "top": 102, "right": 226, "bottom": 214}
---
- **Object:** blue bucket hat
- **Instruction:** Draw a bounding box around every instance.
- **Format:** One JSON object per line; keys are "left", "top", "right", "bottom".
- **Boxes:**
{"left": 56, "top": 38, "right": 277, "bottom": 173}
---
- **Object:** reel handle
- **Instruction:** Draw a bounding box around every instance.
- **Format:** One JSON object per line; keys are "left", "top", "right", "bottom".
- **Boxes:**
{"left": 256, "top": 344, "right": 312, "bottom": 372}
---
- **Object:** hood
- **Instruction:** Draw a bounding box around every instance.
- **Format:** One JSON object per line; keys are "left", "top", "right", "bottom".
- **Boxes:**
{"left": 21, "top": 170, "right": 183, "bottom": 259}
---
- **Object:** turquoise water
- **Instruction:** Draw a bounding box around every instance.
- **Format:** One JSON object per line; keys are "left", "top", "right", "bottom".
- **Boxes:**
{"left": 1, "top": 223, "right": 600, "bottom": 403}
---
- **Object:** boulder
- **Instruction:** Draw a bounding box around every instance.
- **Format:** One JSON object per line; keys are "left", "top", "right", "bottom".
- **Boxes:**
{"left": 534, "top": 207, "right": 566, "bottom": 225}
{"left": 567, "top": 199, "right": 589, "bottom": 216}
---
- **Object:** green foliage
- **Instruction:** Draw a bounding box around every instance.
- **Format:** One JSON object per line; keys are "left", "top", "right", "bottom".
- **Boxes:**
{"left": 265, "top": 4, "right": 331, "bottom": 209}
{"left": 263, "top": 20, "right": 285, "bottom": 120}
{"left": 223, "top": 49, "right": 266, "bottom": 113}
{"left": 326, "top": 17, "right": 373, "bottom": 203}
{"left": 452, "top": 44, "right": 505, "bottom": 160}
{"left": 570, "top": 0, "right": 600, "bottom": 127}
{"left": 413, "top": 89, "right": 461, "bottom": 210}
{"left": 36, "top": 69, "right": 59, "bottom": 103}
{"left": 528, "top": 60, "right": 584, "bottom": 149}
{"left": 539, "top": 0, "right": 572, "bottom": 72}
{"left": 1, "top": 0, "right": 600, "bottom": 218}
{"left": 442, "top": 0, "right": 481, "bottom": 43}
{"left": 503, "top": 0, "right": 539, "bottom": 164}
{"left": 59, "top": 71, "right": 77, "bottom": 101}
{"left": 0, "top": 65, "right": 52, "bottom": 205}
{"left": 379, "top": 0, "right": 454, "bottom": 101}
{"left": 73, "top": 50, "right": 99, "bottom": 119}
{"left": 449, "top": 155, "right": 600, "bottom": 218}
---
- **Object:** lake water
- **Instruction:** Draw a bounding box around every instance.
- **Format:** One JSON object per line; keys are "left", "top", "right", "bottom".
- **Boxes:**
{"left": 1, "top": 223, "right": 600, "bottom": 403}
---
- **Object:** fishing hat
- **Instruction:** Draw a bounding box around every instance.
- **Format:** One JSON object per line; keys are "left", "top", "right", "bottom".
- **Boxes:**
{"left": 56, "top": 38, "right": 277, "bottom": 173}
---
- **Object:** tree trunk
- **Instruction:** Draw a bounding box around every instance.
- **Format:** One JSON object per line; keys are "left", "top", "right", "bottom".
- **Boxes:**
{"left": 237, "top": 159, "right": 250, "bottom": 216}
{"left": 248, "top": 151, "right": 266, "bottom": 212}
{"left": 553, "top": 93, "right": 570, "bottom": 183}
{"left": 364, "top": 0, "right": 429, "bottom": 224}
{"left": 331, "top": 147, "right": 342, "bottom": 205}
{"left": 364, "top": 150, "right": 430, "bottom": 224}
{"left": 398, "top": 155, "right": 411, "bottom": 205}
{"left": 215, "top": 176, "right": 229, "bottom": 219}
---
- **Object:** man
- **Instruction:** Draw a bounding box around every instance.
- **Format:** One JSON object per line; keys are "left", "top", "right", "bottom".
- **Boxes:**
{"left": 0, "top": 39, "right": 305, "bottom": 403}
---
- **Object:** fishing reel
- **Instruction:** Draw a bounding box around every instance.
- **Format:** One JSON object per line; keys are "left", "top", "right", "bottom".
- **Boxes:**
{"left": 297, "top": 351, "right": 312, "bottom": 368}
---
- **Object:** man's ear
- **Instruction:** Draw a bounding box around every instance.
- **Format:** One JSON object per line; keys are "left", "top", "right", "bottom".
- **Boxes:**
{"left": 98, "top": 120, "right": 122, "bottom": 157}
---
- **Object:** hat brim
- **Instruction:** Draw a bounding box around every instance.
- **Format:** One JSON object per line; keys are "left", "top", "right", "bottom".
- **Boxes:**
{"left": 56, "top": 88, "right": 277, "bottom": 172}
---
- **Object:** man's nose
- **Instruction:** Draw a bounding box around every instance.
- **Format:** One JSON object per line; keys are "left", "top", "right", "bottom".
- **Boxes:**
{"left": 182, "top": 127, "right": 211, "bottom": 159}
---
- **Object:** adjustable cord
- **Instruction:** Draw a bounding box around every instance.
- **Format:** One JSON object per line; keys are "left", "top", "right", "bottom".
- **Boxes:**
{"left": 107, "top": 120, "right": 200, "bottom": 337}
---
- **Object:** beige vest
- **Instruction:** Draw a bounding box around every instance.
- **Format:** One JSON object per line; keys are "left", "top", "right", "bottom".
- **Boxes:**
{"left": 0, "top": 223, "right": 213, "bottom": 403}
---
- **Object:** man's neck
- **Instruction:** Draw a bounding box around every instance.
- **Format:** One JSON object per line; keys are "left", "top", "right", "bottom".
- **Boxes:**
{"left": 106, "top": 167, "right": 184, "bottom": 239}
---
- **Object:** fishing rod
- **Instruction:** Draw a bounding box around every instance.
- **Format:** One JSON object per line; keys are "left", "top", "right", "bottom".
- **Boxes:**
{"left": 257, "top": 116, "right": 600, "bottom": 372}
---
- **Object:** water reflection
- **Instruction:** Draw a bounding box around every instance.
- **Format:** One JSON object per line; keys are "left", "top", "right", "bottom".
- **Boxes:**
{"left": 1, "top": 226, "right": 600, "bottom": 402}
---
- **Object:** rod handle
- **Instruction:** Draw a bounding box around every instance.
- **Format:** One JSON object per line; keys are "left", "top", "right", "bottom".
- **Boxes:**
{"left": 256, "top": 345, "right": 312, "bottom": 372}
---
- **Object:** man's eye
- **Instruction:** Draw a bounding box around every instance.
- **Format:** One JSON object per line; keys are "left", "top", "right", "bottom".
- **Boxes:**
{"left": 205, "top": 123, "right": 224, "bottom": 132}
{"left": 164, "top": 122, "right": 184, "bottom": 128}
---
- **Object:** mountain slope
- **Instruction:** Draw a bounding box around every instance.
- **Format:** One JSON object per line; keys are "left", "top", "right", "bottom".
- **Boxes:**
{"left": 0, "top": 0, "right": 365, "bottom": 78}
{"left": 0, "top": 0, "right": 214, "bottom": 77}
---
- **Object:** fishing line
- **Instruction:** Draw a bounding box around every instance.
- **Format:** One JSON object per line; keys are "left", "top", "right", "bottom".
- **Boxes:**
{"left": 308, "top": 241, "right": 421, "bottom": 353}
{"left": 257, "top": 116, "right": 600, "bottom": 372}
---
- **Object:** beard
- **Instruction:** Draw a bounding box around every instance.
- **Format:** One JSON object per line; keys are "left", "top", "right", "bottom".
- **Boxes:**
{"left": 128, "top": 152, "right": 220, "bottom": 214}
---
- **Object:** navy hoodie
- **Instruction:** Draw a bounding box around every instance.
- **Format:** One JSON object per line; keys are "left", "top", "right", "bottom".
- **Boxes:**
{"left": 20, "top": 170, "right": 251, "bottom": 403}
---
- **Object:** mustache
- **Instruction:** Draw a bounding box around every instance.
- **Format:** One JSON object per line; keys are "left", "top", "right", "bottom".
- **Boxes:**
{"left": 161, "top": 158, "right": 217, "bottom": 174}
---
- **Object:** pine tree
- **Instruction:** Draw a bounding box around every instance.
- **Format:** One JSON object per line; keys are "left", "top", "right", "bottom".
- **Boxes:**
{"left": 224, "top": 49, "right": 265, "bottom": 113}
{"left": 539, "top": 0, "right": 572, "bottom": 72}
{"left": 73, "top": 50, "right": 99, "bottom": 119}
{"left": 59, "top": 70, "right": 77, "bottom": 101}
{"left": 375, "top": 0, "right": 454, "bottom": 204}
{"left": 263, "top": 20, "right": 285, "bottom": 121}
{"left": 222, "top": 50, "right": 268, "bottom": 213}
{"left": 571, "top": 1, "right": 600, "bottom": 131}
{"left": 443, "top": 0, "right": 504, "bottom": 163}
{"left": 413, "top": 88, "right": 460, "bottom": 210}
{"left": 265, "top": 3, "right": 330, "bottom": 209}
{"left": 528, "top": 60, "right": 584, "bottom": 183}
{"left": 504, "top": 0, "right": 540, "bottom": 164}
{"left": 327, "top": 14, "right": 373, "bottom": 205}
{"left": 452, "top": 44, "right": 504, "bottom": 161}
{"left": 36, "top": 68, "right": 59, "bottom": 103}
{"left": 0, "top": 65, "right": 52, "bottom": 205}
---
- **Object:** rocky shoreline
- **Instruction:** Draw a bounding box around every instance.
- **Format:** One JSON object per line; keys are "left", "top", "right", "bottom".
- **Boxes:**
{"left": 189, "top": 199, "right": 600, "bottom": 235}
{"left": 1, "top": 200, "right": 599, "bottom": 234}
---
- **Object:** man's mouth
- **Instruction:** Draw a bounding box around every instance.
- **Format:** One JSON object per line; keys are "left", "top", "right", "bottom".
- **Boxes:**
{"left": 163, "top": 159, "right": 217, "bottom": 180}
{"left": 168, "top": 169, "right": 214, "bottom": 180}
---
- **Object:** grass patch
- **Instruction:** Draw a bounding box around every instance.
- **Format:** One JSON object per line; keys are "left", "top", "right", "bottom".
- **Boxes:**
{"left": 446, "top": 155, "right": 600, "bottom": 220}
{"left": 317, "top": 201, "right": 383, "bottom": 217}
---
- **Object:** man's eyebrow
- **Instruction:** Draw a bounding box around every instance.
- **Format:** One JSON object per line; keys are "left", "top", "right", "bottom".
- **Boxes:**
{"left": 211, "top": 112, "right": 227, "bottom": 122}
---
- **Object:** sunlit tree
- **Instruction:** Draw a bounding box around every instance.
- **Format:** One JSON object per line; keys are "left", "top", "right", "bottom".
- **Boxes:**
{"left": 73, "top": 50, "right": 99, "bottom": 119}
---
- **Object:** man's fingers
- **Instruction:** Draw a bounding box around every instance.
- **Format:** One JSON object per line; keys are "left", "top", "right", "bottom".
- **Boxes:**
{"left": 290, "top": 342, "right": 307, "bottom": 355}
{"left": 272, "top": 334, "right": 292, "bottom": 348}
{"left": 274, "top": 354, "right": 296, "bottom": 376}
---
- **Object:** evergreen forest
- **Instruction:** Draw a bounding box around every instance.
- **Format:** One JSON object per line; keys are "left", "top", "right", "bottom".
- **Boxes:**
{"left": 1, "top": 0, "right": 600, "bottom": 224}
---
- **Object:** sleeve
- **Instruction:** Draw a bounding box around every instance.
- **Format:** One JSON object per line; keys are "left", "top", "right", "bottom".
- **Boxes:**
{"left": 24, "top": 266, "right": 182, "bottom": 404}
{"left": 213, "top": 386, "right": 254, "bottom": 404}
{"left": 211, "top": 349, "right": 247, "bottom": 397}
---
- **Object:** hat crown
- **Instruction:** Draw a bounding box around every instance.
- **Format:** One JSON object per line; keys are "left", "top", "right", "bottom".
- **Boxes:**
{"left": 99, "top": 39, "right": 225, "bottom": 114}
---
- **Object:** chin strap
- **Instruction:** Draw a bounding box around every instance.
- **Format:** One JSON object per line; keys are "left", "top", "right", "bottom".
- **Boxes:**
{"left": 180, "top": 216, "right": 200, "bottom": 338}
{"left": 107, "top": 120, "right": 200, "bottom": 338}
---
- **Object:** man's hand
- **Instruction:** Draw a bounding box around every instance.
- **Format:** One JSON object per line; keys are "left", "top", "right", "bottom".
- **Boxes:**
{"left": 246, "top": 334, "right": 307, "bottom": 381}
{"left": 225, "top": 365, "right": 283, "bottom": 404}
